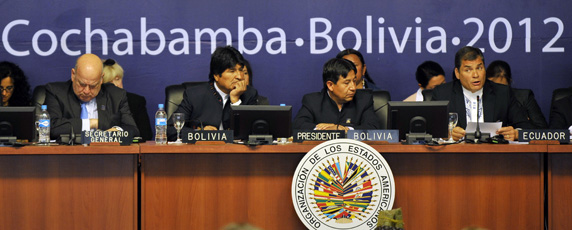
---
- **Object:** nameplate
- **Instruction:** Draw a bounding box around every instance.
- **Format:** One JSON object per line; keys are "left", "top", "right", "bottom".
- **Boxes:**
{"left": 519, "top": 129, "right": 570, "bottom": 143}
{"left": 183, "top": 130, "right": 233, "bottom": 143}
{"left": 293, "top": 130, "right": 345, "bottom": 143}
{"left": 81, "top": 130, "right": 133, "bottom": 146}
{"left": 347, "top": 130, "right": 399, "bottom": 143}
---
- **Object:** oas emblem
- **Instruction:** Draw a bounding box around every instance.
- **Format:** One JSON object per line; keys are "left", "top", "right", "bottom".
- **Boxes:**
{"left": 292, "top": 139, "right": 395, "bottom": 230}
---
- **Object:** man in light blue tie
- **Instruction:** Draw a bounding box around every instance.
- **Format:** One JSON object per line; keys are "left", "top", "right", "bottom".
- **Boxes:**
{"left": 44, "top": 53, "right": 140, "bottom": 139}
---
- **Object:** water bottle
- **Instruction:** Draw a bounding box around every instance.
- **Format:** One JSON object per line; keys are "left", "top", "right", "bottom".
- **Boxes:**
{"left": 155, "top": 104, "right": 167, "bottom": 144}
{"left": 37, "top": 105, "right": 50, "bottom": 145}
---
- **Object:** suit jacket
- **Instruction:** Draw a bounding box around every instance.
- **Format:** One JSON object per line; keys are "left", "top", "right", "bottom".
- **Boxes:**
{"left": 167, "top": 82, "right": 258, "bottom": 141}
{"left": 549, "top": 94, "right": 572, "bottom": 129}
{"left": 44, "top": 81, "right": 140, "bottom": 139}
{"left": 293, "top": 89, "right": 380, "bottom": 130}
{"left": 512, "top": 88, "right": 548, "bottom": 129}
{"left": 127, "top": 92, "right": 153, "bottom": 140}
{"left": 432, "top": 80, "right": 533, "bottom": 130}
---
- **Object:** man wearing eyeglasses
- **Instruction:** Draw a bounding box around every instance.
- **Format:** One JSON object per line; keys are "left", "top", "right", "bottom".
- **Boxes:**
{"left": 44, "top": 53, "right": 139, "bottom": 139}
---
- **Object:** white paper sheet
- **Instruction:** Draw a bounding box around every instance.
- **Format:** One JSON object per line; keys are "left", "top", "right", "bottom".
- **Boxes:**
{"left": 465, "top": 122, "right": 502, "bottom": 136}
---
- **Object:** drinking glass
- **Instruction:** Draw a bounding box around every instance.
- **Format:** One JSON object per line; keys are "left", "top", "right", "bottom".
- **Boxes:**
{"left": 173, "top": 113, "right": 185, "bottom": 143}
{"left": 447, "top": 112, "right": 458, "bottom": 143}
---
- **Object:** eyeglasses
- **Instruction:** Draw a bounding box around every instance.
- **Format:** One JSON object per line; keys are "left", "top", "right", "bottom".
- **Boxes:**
{"left": 0, "top": 86, "right": 14, "bottom": 92}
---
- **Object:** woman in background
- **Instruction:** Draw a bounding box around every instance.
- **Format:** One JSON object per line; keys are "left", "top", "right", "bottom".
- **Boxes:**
{"left": 0, "top": 61, "right": 31, "bottom": 106}
{"left": 336, "top": 49, "right": 379, "bottom": 90}
{"left": 102, "top": 58, "right": 153, "bottom": 140}
{"left": 486, "top": 60, "right": 547, "bottom": 129}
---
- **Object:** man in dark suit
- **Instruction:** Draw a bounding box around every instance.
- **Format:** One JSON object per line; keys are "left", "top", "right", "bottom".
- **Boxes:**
{"left": 167, "top": 46, "right": 258, "bottom": 141}
{"left": 549, "top": 94, "right": 572, "bottom": 130}
{"left": 293, "top": 58, "right": 380, "bottom": 130}
{"left": 432, "top": 46, "right": 533, "bottom": 141}
{"left": 44, "top": 53, "right": 139, "bottom": 139}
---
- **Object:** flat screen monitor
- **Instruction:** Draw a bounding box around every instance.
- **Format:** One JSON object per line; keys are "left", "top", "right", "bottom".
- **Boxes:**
{"left": 388, "top": 101, "right": 449, "bottom": 141}
{"left": 0, "top": 106, "right": 36, "bottom": 142}
{"left": 230, "top": 105, "right": 292, "bottom": 141}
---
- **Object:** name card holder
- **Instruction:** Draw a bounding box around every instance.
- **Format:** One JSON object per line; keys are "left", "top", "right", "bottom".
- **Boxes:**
{"left": 81, "top": 130, "right": 134, "bottom": 146}
{"left": 519, "top": 129, "right": 570, "bottom": 143}
{"left": 347, "top": 130, "right": 399, "bottom": 143}
{"left": 293, "top": 130, "right": 345, "bottom": 143}
{"left": 183, "top": 130, "right": 234, "bottom": 144}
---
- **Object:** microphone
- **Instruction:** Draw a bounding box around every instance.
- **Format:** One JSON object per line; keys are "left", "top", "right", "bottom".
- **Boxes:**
{"left": 465, "top": 95, "right": 490, "bottom": 143}
{"left": 474, "top": 95, "right": 482, "bottom": 141}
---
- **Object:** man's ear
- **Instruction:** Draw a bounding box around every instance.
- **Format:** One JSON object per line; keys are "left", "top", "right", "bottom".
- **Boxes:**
{"left": 326, "top": 81, "right": 335, "bottom": 91}
{"left": 454, "top": 68, "right": 460, "bottom": 80}
{"left": 213, "top": 74, "right": 220, "bottom": 82}
{"left": 71, "top": 68, "right": 75, "bottom": 81}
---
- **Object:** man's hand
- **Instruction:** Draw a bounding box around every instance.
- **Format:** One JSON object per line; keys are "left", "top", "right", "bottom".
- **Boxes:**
{"left": 89, "top": 119, "right": 98, "bottom": 130}
{"left": 315, "top": 123, "right": 348, "bottom": 131}
{"left": 451, "top": 126, "right": 465, "bottom": 141}
{"left": 497, "top": 126, "right": 518, "bottom": 141}
{"left": 106, "top": 127, "right": 119, "bottom": 132}
{"left": 229, "top": 80, "right": 247, "bottom": 104}
{"left": 197, "top": 125, "right": 218, "bottom": 131}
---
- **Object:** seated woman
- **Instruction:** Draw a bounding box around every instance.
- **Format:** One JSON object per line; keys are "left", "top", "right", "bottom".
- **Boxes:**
{"left": 404, "top": 61, "right": 446, "bottom": 101}
{"left": 336, "top": 49, "right": 379, "bottom": 90}
{"left": 102, "top": 59, "right": 153, "bottom": 140}
{"left": 243, "top": 59, "right": 269, "bottom": 105}
{"left": 486, "top": 60, "right": 547, "bottom": 129}
{"left": 0, "top": 61, "right": 31, "bottom": 106}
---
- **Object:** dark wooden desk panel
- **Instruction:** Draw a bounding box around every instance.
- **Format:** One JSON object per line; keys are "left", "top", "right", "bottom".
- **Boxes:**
{"left": 0, "top": 145, "right": 139, "bottom": 230}
{"left": 548, "top": 145, "right": 572, "bottom": 230}
{"left": 140, "top": 142, "right": 544, "bottom": 230}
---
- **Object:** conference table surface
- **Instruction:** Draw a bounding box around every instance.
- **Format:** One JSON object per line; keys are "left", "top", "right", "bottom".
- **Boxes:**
{"left": 1, "top": 142, "right": 570, "bottom": 230}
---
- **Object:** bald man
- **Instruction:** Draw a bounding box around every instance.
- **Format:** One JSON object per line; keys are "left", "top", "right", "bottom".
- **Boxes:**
{"left": 44, "top": 53, "right": 139, "bottom": 139}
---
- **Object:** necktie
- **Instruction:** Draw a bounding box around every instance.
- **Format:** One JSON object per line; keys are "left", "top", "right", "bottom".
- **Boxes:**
{"left": 80, "top": 102, "right": 88, "bottom": 119}
{"left": 222, "top": 96, "right": 231, "bottom": 130}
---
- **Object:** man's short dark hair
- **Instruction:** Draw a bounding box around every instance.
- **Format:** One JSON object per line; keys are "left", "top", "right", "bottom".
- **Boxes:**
{"left": 454, "top": 46, "right": 485, "bottom": 70}
{"left": 322, "top": 58, "right": 357, "bottom": 88}
{"left": 486, "top": 60, "right": 512, "bottom": 85}
{"left": 416, "top": 61, "right": 445, "bottom": 88}
{"left": 208, "top": 46, "right": 245, "bottom": 82}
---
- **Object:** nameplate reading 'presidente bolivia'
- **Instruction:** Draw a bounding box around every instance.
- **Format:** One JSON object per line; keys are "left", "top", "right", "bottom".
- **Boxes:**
{"left": 347, "top": 130, "right": 399, "bottom": 143}
{"left": 81, "top": 130, "right": 133, "bottom": 145}
{"left": 293, "top": 130, "right": 346, "bottom": 143}
{"left": 183, "top": 130, "right": 234, "bottom": 143}
{"left": 291, "top": 139, "right": 395, "bottom": 230}
{"left": 518, "top": 129, "right": 570, "bottom": 143}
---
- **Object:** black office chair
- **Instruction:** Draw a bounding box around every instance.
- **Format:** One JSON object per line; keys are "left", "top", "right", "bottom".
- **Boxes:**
{"left": 31, "top": 85, "right": 47, "bottom": 116}
{"left": 550, "top": 87, "right": 572, "bottom": 116}
{"left": 422, "top": 89, "right": 433, "bottom": 101}
{"left": 372, "top": 90, "right": 391, "bottom": 129}
{"left": 164, "top": 81, "right": 208, "bottom": 119}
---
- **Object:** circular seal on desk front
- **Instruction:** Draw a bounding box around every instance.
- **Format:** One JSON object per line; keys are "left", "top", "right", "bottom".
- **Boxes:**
{"left": 291, "top": 139, "right": 395, "bottom": 230}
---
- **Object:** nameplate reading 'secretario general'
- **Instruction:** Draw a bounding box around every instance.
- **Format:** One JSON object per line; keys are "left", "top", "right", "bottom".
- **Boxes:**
{"left": 293, "top": 130, "right": 345, "bottom": 142}
{"left": 183, "top": 130, "right": 234, "bottom": 143}
{"left": 81, "top": 130, "right": 133, "bottom": 145}
{"left": 519, "top": 129, "right": 570, "bottom": 143}
{"left": 347, "top": 130, "right": 399, "bottom": 143}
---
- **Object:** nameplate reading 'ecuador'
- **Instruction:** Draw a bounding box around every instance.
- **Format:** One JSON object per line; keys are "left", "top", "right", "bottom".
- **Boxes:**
{"left": 519, "top": 129, "right": 570, "bottom": 143}
{"left": 347, "top": 130, "right": 399, "bottom": 143}
{"left": 293, "top": 130, "right": 345, "bottom": 142}
{"left": 292, "top": 139, "right": 395, "bottom": 230}
{"left": 183, "top": 130, "right": 233, "bottom": 143}
{"left": 81, "top": 130, "right": 133, "bottom": 145}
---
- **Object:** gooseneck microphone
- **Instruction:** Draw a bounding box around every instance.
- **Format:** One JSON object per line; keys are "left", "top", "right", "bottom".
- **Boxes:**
{"left": 474, "top": 95, "right": 482, "bottom": 141}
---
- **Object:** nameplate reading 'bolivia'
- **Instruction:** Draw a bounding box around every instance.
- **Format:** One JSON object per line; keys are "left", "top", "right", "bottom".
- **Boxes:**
{"left": 347, "top": 130, "right": 399, "bottom": 143}
{"left": 519, "top": 129, "right": 570, "bottom": 143}
{"left": 293, "top": 130, "right": 345, "bottom": 142}
{"left": 183, "top": 130, "right": 234, "bottom": 143}
{"left": 81, "top": 130, "right": 133, "bottom": 145}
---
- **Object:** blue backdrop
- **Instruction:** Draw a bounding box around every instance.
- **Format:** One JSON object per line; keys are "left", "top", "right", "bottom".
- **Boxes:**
{"left": 1, "top": 0, "right": 571, "bottom": 128}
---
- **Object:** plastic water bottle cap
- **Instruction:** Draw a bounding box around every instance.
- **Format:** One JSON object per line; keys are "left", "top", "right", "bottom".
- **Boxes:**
{"left": 158, "top": 104, "right": 164, "bottom": 109}
{"left": 280, "top": 104, "right": 286, "bottom": 106}
{"left": 41, "top": 105, "right": 47, "bottom": 110}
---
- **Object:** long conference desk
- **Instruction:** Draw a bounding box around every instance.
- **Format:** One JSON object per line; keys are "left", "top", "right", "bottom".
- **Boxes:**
{"left": 0, "top": 142, "right": 570, "bottom": 230}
